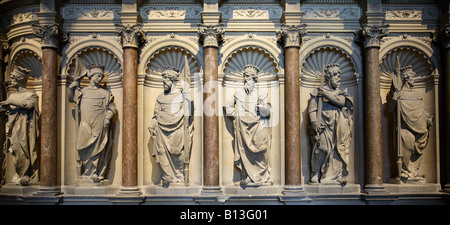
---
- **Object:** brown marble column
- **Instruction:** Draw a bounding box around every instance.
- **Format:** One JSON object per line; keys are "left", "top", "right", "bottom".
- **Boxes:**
{"left": 198, "top": 24, "right": 224, "bottom": 194}
{"left": 360, "top": 24, "right": 389, "bottom": 194}
{"left": 277, "top": 24, "right": 307, "bottom": 196}
{"left": 0, "top": 42, "right": 8, "bottom": 186}
{"left": 32, "top": 23, "right": 66, "bottom": 195}
{"left": 442, "top": 25, "right": 450, "bottom": 192}
{"left": 115, "top": 24, "right": 145, "bottom": 194}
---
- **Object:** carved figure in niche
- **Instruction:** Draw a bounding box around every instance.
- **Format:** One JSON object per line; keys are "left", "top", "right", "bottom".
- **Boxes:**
{"left": 225, "top": 65, "right": 272, "bottom": 186}
{"left": 308, "top": 63, "right": 353, "bottom": 186}
{"left": 68, "top": 60, "right": 117, "bottom": 185}
{"left": 0, "top": 66, "right": 39, "bottom": 186}
{"left": 148, "top": 57, "right": 193, "bottom": 187}
{"left": 390, "top": 59, "right": 433, "bottom": 184}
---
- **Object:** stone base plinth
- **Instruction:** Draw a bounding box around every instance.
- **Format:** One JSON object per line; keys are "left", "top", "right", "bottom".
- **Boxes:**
{"left": 223, "top": 185, "right": 281, "bottom": 195}
{"left": 304, "top": 184, "right": 361, "bottom": 194}
{"left": 384, "top": 183, "right": 441, "bottom": 193}
{"left": 63, "top": 185, "right": 120, "bottom": 196}
{"left": 143, "top": 185, "right": 201, "bottom": 195}
{"left": 0, "top": 184, "right": 39, "bottom": 196}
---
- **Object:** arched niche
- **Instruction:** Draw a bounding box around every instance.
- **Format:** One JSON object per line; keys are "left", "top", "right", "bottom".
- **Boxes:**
{"left": 379, "top": 45, "right": 438, "bottom": 184}
{"left": 299, "top": 44, "right": 361, "bottom": 187}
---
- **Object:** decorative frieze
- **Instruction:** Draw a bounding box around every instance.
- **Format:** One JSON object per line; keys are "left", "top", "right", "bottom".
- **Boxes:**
{"left": 383, "top": 6, "right": 439, "bottom": 20}
{"left": 63, "top": 6, "right": 121, "bottom": 20}
{"left": 143, "top": 6, "right": 202, "bottom": 20}
{"left": 302, "top": 6, "right": 360, "bottom": 19}
{"left": 221, "top": 5, "right": 282, "bottom": 20}
{"left": 197, "top": 24, "right": 225, "bottom": 48}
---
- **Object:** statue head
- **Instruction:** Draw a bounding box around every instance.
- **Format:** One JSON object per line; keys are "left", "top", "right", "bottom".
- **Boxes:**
{"left": 87, "top": 64, "right": 105, "bottom": 85}
{"left": 243, "top": 64, "right": 259, "bottom": 82}
{"left": 324, "top": 63, "right": 341, "bottom": 89}
{"left": 161, "top": 67, "right": 180, "bottom": 93}
{"left": 243, "top": 65, "right": 259, "bottom": 94}
{"left": 10, "top": 66, "right": 30, "bottom": 88}
{"left": 400, "top": 65, "right": 415, "bottom": 88}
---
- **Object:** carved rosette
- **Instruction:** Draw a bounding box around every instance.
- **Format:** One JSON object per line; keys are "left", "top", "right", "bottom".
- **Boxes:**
{"left": 31, "top": 23, "right": 67, "bottom": 49}
{"left": 360, "top": 24, "right": 389, "bottom": 48}
{"left": 197, "top": 24, "right": 225, "bottom": 48}
{"left": 115, "top": 23, "right": 146, "bottom": 48}
{"left": 276, "top": 24, "right": 307, "bottom": 48}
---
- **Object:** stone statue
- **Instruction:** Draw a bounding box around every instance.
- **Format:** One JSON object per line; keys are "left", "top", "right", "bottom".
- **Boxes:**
{"left": 391, "top": 60, "right": 433, "bottom": 184}
{"left": 148, "top": 64, "right": 194, "bottom": 187}
{"left": 308, "top": 63, "right": 353, "bottom": 185}
{"left": 68, "top": 61, "right": 117, "bottom": 185}
{"left": 225, "top": 65, "right": 272, "bottom": 186}
{"left": 0, "top": 66, "right": 39, "bottom": 186}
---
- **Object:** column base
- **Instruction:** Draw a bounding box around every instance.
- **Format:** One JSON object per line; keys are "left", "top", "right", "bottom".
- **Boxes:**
{"left": 33, "top": 186, "right": 62, "bottom": 196}
{"left": 117, "top": 186, "right": 141, "bottom": 196}
{"left": 279, "top": 186, "right": 309, "bottom": 202}
{"left": 443, "top": 183, "right": 450, "bottom": 193}
{"left": 201, "top": 186, "right": 222, "bottom": 195}
{"left": 363, "top": 184, "right": 390, "bottom": 194}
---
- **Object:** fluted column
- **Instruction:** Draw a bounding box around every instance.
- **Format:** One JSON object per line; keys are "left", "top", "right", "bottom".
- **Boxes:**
{"left": 115, "top": 23, "right": 145, "bottom": 194}
{"left": 360, "top": 24, "right": 389, "bottom": 194}
{"left": 277, "top": 24, "right": 307, "bottom": 196}
{"left": 198, "top": 24, "right": 224, "bottom": 194}
{"left": 32, "top": 23, "right": 66, "bottom": 195}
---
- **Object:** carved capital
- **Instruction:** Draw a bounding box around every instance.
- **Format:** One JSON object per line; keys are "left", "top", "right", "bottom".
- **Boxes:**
{"left": 360, "top": 24, "right": 389, "bottom": 48}
{"left": 440, "top": 24, "right": 450, "bottom": 50}
{"left": 276, "top": 24, "right": 307, "bottom": 48}
{"left": 31, "top": 23, "right": 67, "bottom": 49}
{"left": 197, "top": 24, "right": 224, "bottom": 48}
{"left": 115, "top": 23, "right": 146, "bottom": 48}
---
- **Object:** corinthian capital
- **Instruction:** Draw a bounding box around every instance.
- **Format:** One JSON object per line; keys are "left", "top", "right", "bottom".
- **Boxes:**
{"left": 440, "top": 24, "right": 450, "bottom": 50}
{"left": 32, "top": 23, "right": 67, "bottom": 49}
{"left": 115, "top": 23, "right": 146, "bottom": 48}
{"left": 276, "top": 24, "right": 307, "bottom": 48}
{"left": 360, "top": 24, "right": 389, "bottom": 48}
{"left": 197, "top": 24, "right": 224, "bottom": 48}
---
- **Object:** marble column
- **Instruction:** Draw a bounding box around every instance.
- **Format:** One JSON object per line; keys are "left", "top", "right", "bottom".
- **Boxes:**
{"left": 32, "top": 23, "right": 66, "bottom": 195}
{"left": 198, "top": 24, "right": 224, "bottom": 194}
{"left": 277, "top": 24, "right": 307, "bottom": 196}
{"left": 360, "top": 24, "right": 389, "bottom": 194}
{"left": 115, "top": 24, "right": 145, "bottom": 194}
{"left": 442, "top": 25, "right": 450, "bottom": 192}
{"left": 0, "top": 42, "right": 8, "bottom": 186}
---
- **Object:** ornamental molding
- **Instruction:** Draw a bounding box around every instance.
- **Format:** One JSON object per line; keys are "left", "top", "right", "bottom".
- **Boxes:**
{"left": 7, "top": 7, "right": 39, "bottom": 26}
{"left": 142, "top": 6, "right": 202, "bottom": 20}
{"left": 221, "top": 5, "right": 282, "bottom": 20}
{"left": 62, "top": 6, "right": 121, "bottom": 20}
{"left": 383, "top": 5, "right": 439, "bottom": 20}
{"left": 301, "top": 5, "right": 360, "bottom": 20}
